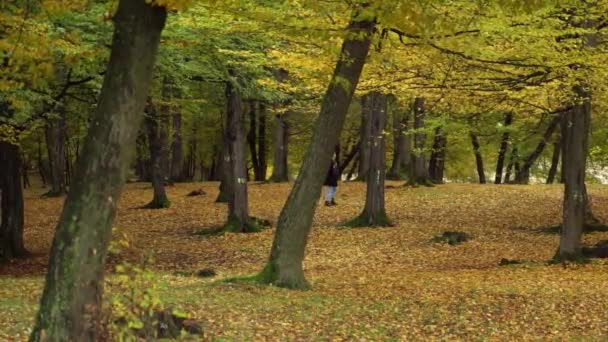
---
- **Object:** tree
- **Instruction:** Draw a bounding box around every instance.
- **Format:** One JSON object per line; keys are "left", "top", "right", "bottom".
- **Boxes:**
{"left": 470, "top": 132, "right": 486, "bottom": 184}
{"left": 30, "top": 1, "right": 167, "bottom": 340}
{"left": 143, "top": 99, "right": 170, "bottom": 209}
{"left": 494, "top": 112, "right": 513, "bottom": 184}
{"left": 387, "top": 105, "right": 411, "bottom": 180}
{"left": 0, "top": 141, "right": 28, "bottom": 261}
{"left": 428, "top": 127, "right": 447, "bottom": 184}
{"left": 257, "top": 9, "right": 375, "bottom": 289}
{"left": 408, "top": 97, "right": 431, "bottom": 186}
{"left": 270, "top": 113, "right": 290, "bottom": 182}
{"left": 347, "top": 92, "right": 391, "bottom": 227}
{"left": 356, "top": 94, "right": 372, "bottom": 181}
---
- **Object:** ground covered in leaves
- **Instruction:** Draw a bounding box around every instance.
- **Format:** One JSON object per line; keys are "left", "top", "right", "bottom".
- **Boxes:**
{"left": 2, "top": 182, "right": 608, "bottom": 340}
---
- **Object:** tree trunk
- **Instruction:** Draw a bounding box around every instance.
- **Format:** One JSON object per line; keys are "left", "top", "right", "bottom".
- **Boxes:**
{"left": 504, "top": 146, "right": 518, "bottom": 183}
{"left": 170, "top": 110, "right": 184, "bottom": 182}
{"left": 357, "top": 94, "right": 372, "bottom": 181}
{"left": 135, "top": 127, "right": 150, "bottom": 182}
{"left": 387, "top": 106, "right": 411, "bottom": 180}
{"left": 270, "top": 113, "right": 289, "bottom": 182}
{"left": 515, "top": 114, "right": 561, "bottom": 184}
{"left": 557, "top": 86, "right": 590, "bottom": 261}
{"left": 338, "top": 141, "right": 359, "bottom": 175}
{"left": 494, "top": 112, "right": 513, "bottom": 184}
{"left": 470, "top": 132, "right": 486, "bottom": 184}
{"left": 408, "top": 97, "right": 430, "bottom": 185}
{"left": 257, "top": 103, "right": 267, "bottom": 181}
{"left": 348, "top": 92, "right": 391, "bottom": 226}
{"left": 546, "top": 137, "right": 561, "bottom": 184}
{"left": 260, "top": 13, "right": 374, "bottom": 289}
{"left": 428, "top": 127, "right": 446, "bottom": 184}
{"left": 347, "top": 156, "right": 359, "bottom": 181}
{"left": 37, "top": 133, "right": 47, "bottom": 187}
{"left": 0, "top": 142, "right": 28, "bottom": 262}
{"left": 144, "top": 101, "right": 170, "bottom": 209}
{"left": 44, "top": 106, "right": 67, "bottom": 196}
{"left": 223, "top": 78, "right": 256, "bottom": 233}
{"left": 30, "top": 2, "right": 166, "bottom": 341}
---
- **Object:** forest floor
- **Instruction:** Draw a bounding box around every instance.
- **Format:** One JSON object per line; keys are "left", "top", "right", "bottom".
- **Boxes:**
{"left": 2, "top": 182, "right": 608, "bottom": 340}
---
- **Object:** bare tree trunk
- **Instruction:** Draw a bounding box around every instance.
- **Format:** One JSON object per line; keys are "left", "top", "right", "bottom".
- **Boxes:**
{"left": 387, "top": 106, "right": 411, "bottom": 180}
{"left": 0, "top": 142, "right": 28, "bottom": 262}
{"left": 144, "top": 100, "right": 170, "bottom": 209}
{"left": 258, "top": 103, "right": 267, "bottom": 181}
{"left": 270, "top": 113, "right": 289, "bottom": 182}
{"left": 37, "top": 133, "right": 47, "bottom": 187}
{"left": 259, "top": 13, "right": 374, "bottom": 289}
{"left": 223, "top": 78, "right": 257, "bottom": 233}
{"left": 470, "top": 132, "right": 486, "bottom": 184}
{"left": 494, "top": 112, "right": 513, "bottom": 184}
{"left": 504, "top": 146, "right": 518, "bottom": 183}
{"left": 428, "top": 127, "right": 446, "bottom": 184}
{"left": 348, "top": 92, "right": 391, "bottom": 227}
{"left": 44, "top": 106, "right": 67, "bottom": 196}
{"left": 556, "top": 87, "right": 590, "bottom": 261}
{"left": 408, "top": 97, "right": 430, "bottom": 185}
{"left": 515, "top": 114, "right": 561, "bottom": 184}
{"left": 357, "top": 94, "right": 372, "bottom": 181}
{"left": 170, "top": 109, "right": 184, "bottom": 182}
{"left": 546, "top": 136, "right": 561, "bottom": 184}
{"left": 30, "top": 2, "right": 166, "bottom": 340}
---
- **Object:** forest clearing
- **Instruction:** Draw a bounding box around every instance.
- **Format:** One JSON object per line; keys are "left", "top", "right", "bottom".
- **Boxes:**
{"left": 2, "top": 182, "right": 608, "bottom": 340}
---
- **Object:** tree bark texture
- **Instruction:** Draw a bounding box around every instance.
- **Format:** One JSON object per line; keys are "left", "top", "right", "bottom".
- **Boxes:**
{"left": 557, "top": 88, "right": 591, "bottom": 260}
{"left": 349, "top": 92, "right": 391, "bottom": 226}
{"left": 357, "top": 94, "right": 372, "bottom": 181}
{"left": 408, "top": 97, "right": 430, "bottom": 185}
{"left": 44, "top": 107, "right": 67, "bottom": 196}
{"left": 494, "top": 112, "right": 513, "bottom": 184}
{"left": 261, "top": 14, "right": 375, "bottom": 289}
{"left": 470, "top": 132, "right": 486, "bottom": 184}
{"left": 270, "top": 113, "right": 289, "bottom": 182}
{"left": 30, "top": 2, "right": 166, "bottom": 340}
{"left": 0, "top": 141, "right": 28, "bottom": 262}
{"left": 387, "top": 106, "right": 411, "bottom": 180}
{"left": 170, "top": 108, "right": 184, "bottom": 182}
{"left": 144, "top": 101, "right": 170, "bottom": 209}
{"left": 223, "top": 79, "right": 255, "bottom": 232}
{"left": 428, "top": 127, "right": 446, "bottom": 184}
{"left": 546, "top": 137, "right": 561, "bottom": 184}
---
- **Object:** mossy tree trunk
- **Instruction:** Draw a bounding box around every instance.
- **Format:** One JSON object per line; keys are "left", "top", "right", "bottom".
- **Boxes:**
{"left": 494, "top": 112, "right": 512, "bottom": 184}
{"left": 514, "top": 113, "right": 561, "bottom": 184}
{"left": 259, "top": 12, "right": 375, "bottom": 289}
{"left": 387, "top": 106, "right": 411, "bottom": 180}
{"left": 408, "top": 97, "right": 431, "bottom": 185}
{"left": 223, "top": 78, "right": 257, "bottom": 233}
{"left": 270, "top": 113, "right": 289, "bottom": 182}
{"left": 30, "top": 2, "right": 166, "bottom": 340}
{"left": 0, "top": 141, "right": 28, "bottom": 262}
{"left": 144, "top": 100, "right": 170, "bottom": 209}
{"left": 470, "top": 132, "right": 486, "bottom": 184}
{"left": 348, "top": 92, "right": 391, "bottom": 227}
{"left": 556, "top": 87, "right": 590, "bottom": 261}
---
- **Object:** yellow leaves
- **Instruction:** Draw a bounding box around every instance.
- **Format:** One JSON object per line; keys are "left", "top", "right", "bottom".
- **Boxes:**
{"left": 149, "top": 0, "right": 193, "bottom": 11}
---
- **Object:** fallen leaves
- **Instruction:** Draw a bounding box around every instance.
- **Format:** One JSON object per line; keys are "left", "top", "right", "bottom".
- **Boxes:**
{"left": 1, "top": 182, "right": 608, "bottom": 340}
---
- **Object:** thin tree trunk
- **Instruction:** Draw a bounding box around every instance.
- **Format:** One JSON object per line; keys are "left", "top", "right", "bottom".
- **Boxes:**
{"left": 144, "top": 100, "right": 170, "bottom": 208}
{"left": 387, "top": 106, "right": 411, "bottom": 180}
{"left": 30, "top": 2, "right": 166, "bottom": 340}
{"left": 223, "top": 77, "right": 255, "bottom": 232}
{"left": 258, "top": 102, "right": 267, "bottom": 181}
{"left": 408, "top": 97, "right": 430, "bottom": 185}
{"left": 546, "top": 137, "right": 561, "bottom": 184}
{"left": 428, "top": 127, "right": 446, "bottom": 184}
{"left": 37, "top": 133, "right": 47, "bottom": 187}
{"left": 135, "top": 127, "right": 150, "bottom": 182}
{"left": 357, "top": 94, "right": 372, "bottom": 181}
{"left": 170, "top": 109, "right": 184, "bottom": 182}
{"left": 0, "top": 142, "right": 28, "bottom": 262}
{"left": 515, "top": 114, "right": 561, "bottom": 184}
{"left": 349, "top": 92, "right": 391, "bottom": 226}
{"left": 270, "top": 113, "right": 289, "bottom": 182}
{"left": 557, "top": 87, "right": 590, "bottom": 261}
{"left": 260, "top": 12, "right": 374, "bottom": 289}
{"left": 22, "top": 152, "right": 31, "bottom": 189}
{"left": 470, "top": 132, "right": 486, "bottom": 184}
{"left": 504, "top": 147, "right": 518, "bottom": 183}
{"left": 247, "top": 101, "right": 260, "bottom": 181}
{"left": 44, "top": 106, "right": 67, "bottom": 196}
{"left": 338, "top": 141, "right": 359, "bottom": 174}
{"left": 494, "top": 112, "right": 513, "bottom": 184}
{"left": 347, "top": 156, "right": 359, "bottom": 181}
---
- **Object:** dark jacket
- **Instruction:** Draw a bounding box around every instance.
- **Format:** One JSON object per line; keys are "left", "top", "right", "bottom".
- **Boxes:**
{"left": 324, "top": 162, "right": 340, "bottom": 187}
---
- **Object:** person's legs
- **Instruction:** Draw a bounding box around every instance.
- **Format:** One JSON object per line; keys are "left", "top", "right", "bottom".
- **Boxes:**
{"left": 331, "top": 186, "right": 337, "bottom": 205}
{"left": 324, "top": 186, "right": 336, "bottom": 205}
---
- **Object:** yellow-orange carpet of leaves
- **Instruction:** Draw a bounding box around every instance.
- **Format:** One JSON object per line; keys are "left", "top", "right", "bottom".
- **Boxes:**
{"left": 2, "top": 182, "right": 608, "bottom": 340}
